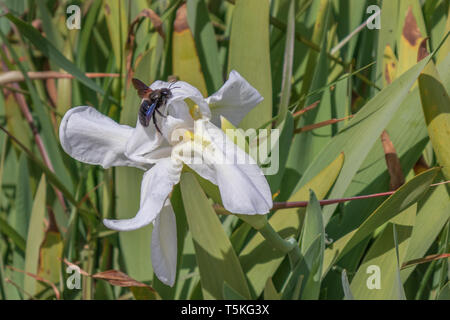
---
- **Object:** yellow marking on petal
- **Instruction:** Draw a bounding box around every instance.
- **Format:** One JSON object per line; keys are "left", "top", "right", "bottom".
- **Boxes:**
{"left": 182, "top": 130, "right": 211, "bottom": 148}
{"left": 184, "top": 130, "right": 194, "bottom": 141}
{"left": 184, "top": 99, "right": 203, "bottom": 120}
{"left": 193, "top": 133, "right": 211, "bottom": 148}
{"left": 188, "top": 104, "right": 202, "bottom": 120}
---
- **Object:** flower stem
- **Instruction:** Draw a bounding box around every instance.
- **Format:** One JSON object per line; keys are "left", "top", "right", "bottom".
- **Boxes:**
{"left": 240, "top": 215, "right": 301, "bottom": 268}
{"left": 257, "top": 221, "right": 295, "bottom": 253}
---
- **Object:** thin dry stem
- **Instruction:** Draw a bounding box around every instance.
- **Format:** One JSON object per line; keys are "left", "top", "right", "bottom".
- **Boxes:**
{"left": 0, "top": 71, "right": 120, "bottom": 85}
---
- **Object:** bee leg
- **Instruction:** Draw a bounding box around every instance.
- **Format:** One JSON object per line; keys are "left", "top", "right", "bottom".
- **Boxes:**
{"left": 153, "top": 115, "right": 162, "bottom": 135}
{"left": 155, "top": 108, "right": 167, "bottom": 118}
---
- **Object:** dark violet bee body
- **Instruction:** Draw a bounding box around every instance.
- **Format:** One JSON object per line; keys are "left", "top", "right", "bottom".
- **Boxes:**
{"left": 138, "top": 100, "right": 156, "bottom": 127}
{"left": 132, "top": 78, "right": 174, "bottom": 134}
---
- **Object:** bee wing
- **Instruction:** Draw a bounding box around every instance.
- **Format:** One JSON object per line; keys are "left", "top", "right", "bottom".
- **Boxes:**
{"left": 132, "top": 78, "right": 152, "bottom": 99}
{"left": 146, "top": 102, "right": 158, "bottom": 117}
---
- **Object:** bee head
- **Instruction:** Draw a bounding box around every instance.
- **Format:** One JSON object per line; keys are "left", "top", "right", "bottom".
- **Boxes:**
{"left": 160, "top": 88, "right": 172, "bottom": 98}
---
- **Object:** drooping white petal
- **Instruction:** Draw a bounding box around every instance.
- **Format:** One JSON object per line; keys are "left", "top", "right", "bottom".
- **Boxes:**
{"left": 214, "top": 161, "right": 273, "bottom": 214}
{"left": 103, "top": 157, "right": 182, "bottom": 231}
{"left": 206, "top": 70, "right": 263, "bottom": 127}
{"left": 59, "top": 106, "right": 137, "bottom": 169}
{"left": 202, "top": 121, "right": 272, "bottom": 214}
{"left": 151, "top": 201, "right": 177, "bottom": 287}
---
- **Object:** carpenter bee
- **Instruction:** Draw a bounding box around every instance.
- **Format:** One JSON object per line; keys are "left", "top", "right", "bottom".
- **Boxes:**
{"left": 132, "top": 78, "right": 176, "bottom": 134}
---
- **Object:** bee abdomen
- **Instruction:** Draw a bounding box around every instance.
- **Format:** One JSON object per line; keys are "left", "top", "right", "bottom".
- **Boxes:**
{"left": 139, "top": 100, "right": 151, "bottom": 127}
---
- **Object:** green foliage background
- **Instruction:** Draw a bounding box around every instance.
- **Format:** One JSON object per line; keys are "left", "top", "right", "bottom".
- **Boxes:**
{"left": 0, "top": 0, "right": 448, "bottom": 300}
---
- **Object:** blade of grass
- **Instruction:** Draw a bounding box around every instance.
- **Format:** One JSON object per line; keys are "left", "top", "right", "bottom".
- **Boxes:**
{"left": 228, "top": 0, "right": 272, "bottom": 129}
{"left": 276, "top": 0, "right": 295, "bottom": 125}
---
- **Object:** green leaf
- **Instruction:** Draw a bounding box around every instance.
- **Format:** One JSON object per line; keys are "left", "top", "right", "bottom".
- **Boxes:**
{"left": 401, "top": 180, "right": 450, "bottom": 281}
{"left": 173, "top": 3, "right": 208, "bottom": 96}
{"left": 436, "top": 5, "right": 450, "bottom": 64}
{"left": 0, "top": 241, "right": 7, "bottom": 299}
{"left": 396, "top": 0, "right": 427, "bottom": 77}
{"left": 341, "top": 269, "right": 354, "bottom": 300}
{"left": 180, "top": 172, "right": 251, "bottom": 300}
{"left": 223, "top": 282, "right": 247, "bottom": 300}
{"left": 418, "top": 57, "right": 450, "bottom": 180}
{"left": 0, "top": 216, "right": 26, "bottom": 253}
{"left": 392, "top": 224, "right": 407, "bottom": 300}
{"left": 4, "top": 95, "right": 31, "bottom": 151}
{"left": 332, "top": 0, "right": 367, "bottom": 62}
{"left": 298, "top": 190, "right": 325, "bottom": 300}
{"left": 331, "top": 168, "right": 438, "bottom": 267}
{"left": 436, "top": 282, "right": 450, "bottom": 300}
{"left": 186, "top": 0, "right": 222, "bottom": 94}
{"left": 266, "top": 112, "right": 294, "bottom": 194}
{"left": 300, "top": 190, "right": 325, "bottom": 256}
{"left": 295, "top": 51, "right": 433, "bottom": 225}
{"left": 6, "top": 14, "right": 105, "bottom": 95}
{"left": 24, "top": 175, "right": 47, "bottom": 296}
{"left": 285, "top": 4, "right": 332, "bottom": 185}
{"left": 375, "top": 0, "right": 399, "bottom": 88}
{"left": 75, "top": 0, "right": 102, "bottom": 68}
{"left": 230, "top": 222, "right": 252, "bottom": 254}
{"left": 349, "top": 204, "right": 415, "bottom": 300}
{"left": 240, "top": 153, "right": 343, "bottom": 297}
{"left": 0, "top": 28, "right": 73, "bottom": 193}
{"left": 297, "top": 0, "right": 329, "bottom": 106}
{"left": 276, "top": 0, "right": 295, "bottom": 125}
{"left": 15, "top": 154, "right": 32, "bottom": 240}
{"left": 56, "top": 40, "right": 74, "bottom": 118}
{"left": 102, "top": 0, "right": 128, "bottom": 71}
{"left": 130, "top": 286, "right": 161, "bottom": 300}
{"left": 326, "top": 52, "right": 450, "bottom": 242}
{"left": 36, "top": 0, "right": 63, "bottom": 51}
{"left": 264, "top": 278, "right": 281, "bottom": 300}
{"left": 281, "top": 235, "right": 320, "bottom": 300}
{"left": 37, "top": 229, "right": 63, "bottom": 295}
{"left": 0, "top": 126, "right": 78, "bottom": 208}
{"left": 9, "top": 154, "right": 30, "bottom": 291}
{"left": 175, "top": 233, "right": 201, "bottom": 299}
{"left": 228, "top": 0, "right": 272, "bottom": 129}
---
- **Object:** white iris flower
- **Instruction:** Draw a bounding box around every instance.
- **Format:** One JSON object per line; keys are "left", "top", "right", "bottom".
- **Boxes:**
{"left": 59, "top": 71, "right": 272, "bottom": 286}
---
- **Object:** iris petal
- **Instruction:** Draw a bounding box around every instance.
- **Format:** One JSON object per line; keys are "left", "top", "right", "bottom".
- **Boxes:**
{"left": 206, "top": 70, "right": 263, "bottom": 127}
{"left": 151, "top": 201, "right": 177, "bottom": 287}
{"left": 207, "top": 122, "right": 272, "bottom": 214}
{"left": 103, "top": 157, "right": 182, "bottom": 231}
{"left": 125, "top": 119, "right": 165, "bottom": 167}
{"left": 59, "top": 106, "right": 137, "bottom": 169}
{"left": 180, "top": 120, "right": 272, "bottom": 214}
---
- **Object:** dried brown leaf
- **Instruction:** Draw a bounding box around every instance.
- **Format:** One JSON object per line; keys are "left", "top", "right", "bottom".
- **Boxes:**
{"left": 380, "top": 130, "right": 405, "bottom": 190}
